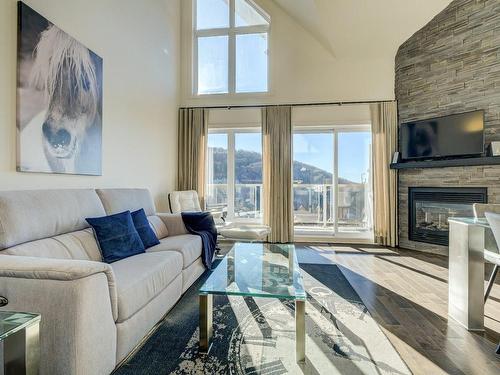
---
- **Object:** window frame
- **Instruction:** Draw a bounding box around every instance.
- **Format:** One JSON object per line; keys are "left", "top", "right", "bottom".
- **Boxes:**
{"left": 292, "top": 124, "right": 372, "bottom": 238}
{"left": 193, "top": 0, "right": 270, "bottom": 96}
{"left": 206, "top": 127, "right": 264, "bottom": 223}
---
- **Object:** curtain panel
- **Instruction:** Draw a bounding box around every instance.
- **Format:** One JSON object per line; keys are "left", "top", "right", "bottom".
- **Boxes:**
{"left": 177, "top": 108, "right": 208, "bottom": 207}
{"left": 370, "top": 101, "right": 398, "bottom": 247}
{"left": 262, "top": 106, "right": 294, "bottom": 243}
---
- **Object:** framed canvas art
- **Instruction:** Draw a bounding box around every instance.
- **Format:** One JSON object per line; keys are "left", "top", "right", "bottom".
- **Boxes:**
{"left": 17, "top": 2, "right": 103, "bottom": 175}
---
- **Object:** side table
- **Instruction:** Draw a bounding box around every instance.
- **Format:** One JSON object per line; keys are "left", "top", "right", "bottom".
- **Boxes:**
{"left": 0, "top": 311, "right": 40, "bottom": 375}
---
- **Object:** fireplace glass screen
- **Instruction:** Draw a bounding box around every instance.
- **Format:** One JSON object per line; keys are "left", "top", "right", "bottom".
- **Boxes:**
{"left": 409, "top": 187, "right": 487, "bottom": 246}
{"left": 415, "top": 201, "right": 473, "bottom": 233}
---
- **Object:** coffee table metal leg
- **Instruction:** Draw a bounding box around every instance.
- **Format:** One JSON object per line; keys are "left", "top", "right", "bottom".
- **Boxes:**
{"left": 2, "top": 322, "right": 40, "bottom": 375}
{"left": 199, "top": 294, "right": 213, "bottom": 352}
{"left": 295, "top": 299, "right": 305, "bottom": 363}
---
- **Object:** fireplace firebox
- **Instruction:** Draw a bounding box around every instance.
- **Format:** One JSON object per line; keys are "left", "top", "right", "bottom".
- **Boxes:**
{"left": 408, "top": 187, "right": 487, "bottom": 246}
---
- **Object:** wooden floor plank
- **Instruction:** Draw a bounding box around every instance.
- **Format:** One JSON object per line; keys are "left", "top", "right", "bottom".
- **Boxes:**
{"left": 296, "top": 244, "right": 500, "bottom": 375}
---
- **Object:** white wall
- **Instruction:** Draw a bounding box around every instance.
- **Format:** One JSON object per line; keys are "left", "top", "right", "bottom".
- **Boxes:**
{"left": 0, "top": 0, "right": 180, "bottom": 211}
{"left": 181, "top": 0, "right": 395, "bottom": 107}
{"left": 208, "top": 104, "right": 371, "bottom": 128}
{"left": 293, "top": 104, "right": 371, "bottom": 126}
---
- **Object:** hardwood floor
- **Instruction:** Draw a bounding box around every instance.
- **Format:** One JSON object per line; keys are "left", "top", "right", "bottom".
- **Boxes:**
{"left": 296, "top": 244, "right": 500, "bottom": 375}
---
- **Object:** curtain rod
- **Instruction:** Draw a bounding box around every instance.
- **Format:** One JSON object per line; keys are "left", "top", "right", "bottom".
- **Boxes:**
{"left": 179, "top": 99, "right": 395, "bottom": 110}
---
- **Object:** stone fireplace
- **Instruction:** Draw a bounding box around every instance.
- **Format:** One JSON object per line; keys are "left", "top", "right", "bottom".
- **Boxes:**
{"left": 408, "top": 187, "right": 487, "bottom": 246}
{"left": 395, "top": 0, "right": 500, "bottom": 255}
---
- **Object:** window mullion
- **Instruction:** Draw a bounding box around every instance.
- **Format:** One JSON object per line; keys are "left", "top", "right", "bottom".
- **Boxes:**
{"left": 227, "top": 131, "right": 236, "bottom": 220}
{"left": 233, "top": 25, "right": 269, "bottom": 34}
{"left": 229, "top": 33, "right": 236, "bottom": 94}
{"left": 195, "top": 28, "right": 230, "bottom": 37}
{"left": 333, "top": 131, "right": 339, "bottom": 236}
{"left": 229, "top": 0, "right": 236, "bottom": 93}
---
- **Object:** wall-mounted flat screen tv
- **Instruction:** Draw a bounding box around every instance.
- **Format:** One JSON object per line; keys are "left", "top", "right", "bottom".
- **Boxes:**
{"left": 400, "top": 110, "right": 484, "bottom": 160}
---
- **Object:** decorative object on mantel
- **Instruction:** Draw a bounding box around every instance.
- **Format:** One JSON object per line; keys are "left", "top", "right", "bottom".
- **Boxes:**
{"left": 489, "top": 141, "right": 500, "bottom": 156}
{"left": 17, "top": 2, "right": 103, "bottom": 176}
{"left": 392, "top": 151, "right": 400, "bottom": 164}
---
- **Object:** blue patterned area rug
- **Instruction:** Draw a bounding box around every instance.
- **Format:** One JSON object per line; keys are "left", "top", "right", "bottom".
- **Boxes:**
{"left": 115, "top": 260, "right": 411, "bottom": 375}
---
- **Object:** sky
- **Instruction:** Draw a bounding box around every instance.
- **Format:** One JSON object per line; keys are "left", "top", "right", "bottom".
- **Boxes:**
{"left": 197, "top": 0, "right": 268, "bottom": 94}
{"left": 208, "top": 131, "right": 371, "bottom": 183}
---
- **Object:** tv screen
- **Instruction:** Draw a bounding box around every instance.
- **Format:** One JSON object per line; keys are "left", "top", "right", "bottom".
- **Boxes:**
{"left": 400, "top": 110, "right": 484, "bottom": 160}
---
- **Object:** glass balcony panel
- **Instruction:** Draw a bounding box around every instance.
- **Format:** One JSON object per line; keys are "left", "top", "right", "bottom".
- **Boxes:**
{"left": 206, "top": 184, "right": 228, "bottom": 212}
{"left": 337, "top": 183, "right": 370, "bottom": 233}
{"left": 235, "top": 184, "right": 262, "bottom": 219}
{"left": 207, "top": 133, "right": 228, "bottom": 213}
{"left": 293, "top": 184, "right": 333, "bottom": 231}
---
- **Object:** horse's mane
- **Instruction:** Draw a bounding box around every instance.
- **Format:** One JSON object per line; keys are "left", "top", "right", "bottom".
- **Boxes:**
{"left": 29, "top": 25, "right": 99, "bottom": 119}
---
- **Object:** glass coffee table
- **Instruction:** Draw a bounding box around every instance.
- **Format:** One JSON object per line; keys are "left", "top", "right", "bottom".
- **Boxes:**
{"left": 199, "top": 242, "right": 306, "bottom": 362}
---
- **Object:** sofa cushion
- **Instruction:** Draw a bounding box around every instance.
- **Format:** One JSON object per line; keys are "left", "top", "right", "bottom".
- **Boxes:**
{"left": 96, "top": 189, "right": 156, "bottom": 216}
{"left": 156, "top": 213, "right": 188, "bottom": 237}
{"left": 147, "top": 215, "right": 169, "bottom": 239}
{"left": 147, "top": 234, "right": 202, "bottom": 269}
{"left": 86, "top": 211, "right": 145, "bottom": 263}
{"left": 2, "top": 229, "right": 102, "bottom": 261}
{"left": 0, "top": 189, "right": 105, "bottom": 250}
{"left": 111, "top": 252, "right": 183, "bottom": 322}
{"left": 131, "top": 209, "right": 160, "bottom": 248}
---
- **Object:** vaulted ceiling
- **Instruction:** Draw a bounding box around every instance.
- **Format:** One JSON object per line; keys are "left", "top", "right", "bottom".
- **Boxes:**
{"left": 272, "top": 0, "right": 453, "bottom": 58}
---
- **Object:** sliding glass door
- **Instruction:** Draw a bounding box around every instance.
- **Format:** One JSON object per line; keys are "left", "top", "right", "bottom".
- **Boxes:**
{"left": 293, "top": 126, "right": 372, "bottom": 239}
{"left": 293, "top": 131, "right": 335, "bottom": 235}
{"left": 206, "top": 128, "right": 263, "bottom": 222}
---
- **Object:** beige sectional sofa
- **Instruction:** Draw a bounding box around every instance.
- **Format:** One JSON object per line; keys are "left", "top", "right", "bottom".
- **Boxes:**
{"left": 0, "top": 188, "right": 205, "bottom": 375}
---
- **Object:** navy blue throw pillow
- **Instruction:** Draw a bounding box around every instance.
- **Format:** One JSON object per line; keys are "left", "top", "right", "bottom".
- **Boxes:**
{"left": 131, "top": 209, "right": 160, "bottom": 249}
{"left": 86, "top": 211, "right": 145, "bottom": 263}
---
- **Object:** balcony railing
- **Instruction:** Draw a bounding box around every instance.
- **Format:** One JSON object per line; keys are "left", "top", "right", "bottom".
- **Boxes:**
{"left": 206, "top": 182, "right": 372, "bottom": 231}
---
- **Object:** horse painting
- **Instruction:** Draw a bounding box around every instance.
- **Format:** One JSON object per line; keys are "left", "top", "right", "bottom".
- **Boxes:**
{"left": 17, "top": 2, "right": 102, "bottom": 175}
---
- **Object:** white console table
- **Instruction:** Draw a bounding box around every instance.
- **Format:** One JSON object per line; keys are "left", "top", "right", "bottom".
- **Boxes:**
{"left": 448, "top": 217, "right": 497, "bottom": 331}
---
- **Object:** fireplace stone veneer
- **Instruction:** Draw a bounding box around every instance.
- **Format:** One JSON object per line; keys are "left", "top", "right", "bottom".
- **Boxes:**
{"left": 395, "top": 0, "right": 500, "bottom": 255}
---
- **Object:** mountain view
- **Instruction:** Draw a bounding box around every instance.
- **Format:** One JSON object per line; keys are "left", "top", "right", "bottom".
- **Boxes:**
{"left": 208, "top": 147, "right": 355, "bottom": 184}
{"left": 207, "top": 147, "right": 366, "bottom": 223}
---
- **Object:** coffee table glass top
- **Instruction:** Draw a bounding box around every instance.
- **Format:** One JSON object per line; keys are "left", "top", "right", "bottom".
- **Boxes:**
{"left": 199, "top": 242, "right": 306, "bottom": 300}
{"left": 0, "top": 311, "right": 40, "bottom": 340}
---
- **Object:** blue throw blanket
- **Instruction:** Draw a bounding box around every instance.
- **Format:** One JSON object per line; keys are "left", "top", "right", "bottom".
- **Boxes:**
{"left": 181, "top": 211, "right": 217, "bottom": 269}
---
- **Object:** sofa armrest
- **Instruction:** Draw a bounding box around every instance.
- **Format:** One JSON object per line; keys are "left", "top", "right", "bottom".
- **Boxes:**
{"left": 0, "top": 255, "right": 118, "bottom": 374}
{"left": 156, "top": 213, "right": 189, "bottom": 236}
{"left": 0, "top": 255, "right": 117, "bottom": 320}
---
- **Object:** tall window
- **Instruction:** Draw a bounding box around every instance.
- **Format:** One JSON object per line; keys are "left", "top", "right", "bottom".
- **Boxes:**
{"left": 194, "top": 0, "right": 270, "bottom": 95}
{"left": 206, "top": 129, "right": 263, "bottom": 222}
{"left": 293, "top": 126, "right": 373, "bottom": 239}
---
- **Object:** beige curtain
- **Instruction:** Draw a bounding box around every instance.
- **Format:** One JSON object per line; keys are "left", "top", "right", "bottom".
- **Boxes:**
{"left": 177, "top": 108, "right": 208, "bottom": 207}
{"left": 262, "top": 106, "right": 294, "bottom": 243}
{"left": 370, "top": 101, "right": 398, "bottom": 247}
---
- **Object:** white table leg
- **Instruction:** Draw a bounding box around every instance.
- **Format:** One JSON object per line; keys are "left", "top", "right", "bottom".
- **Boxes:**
{"left": 448, "top": 221, "right": 485, "bottom": 331}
